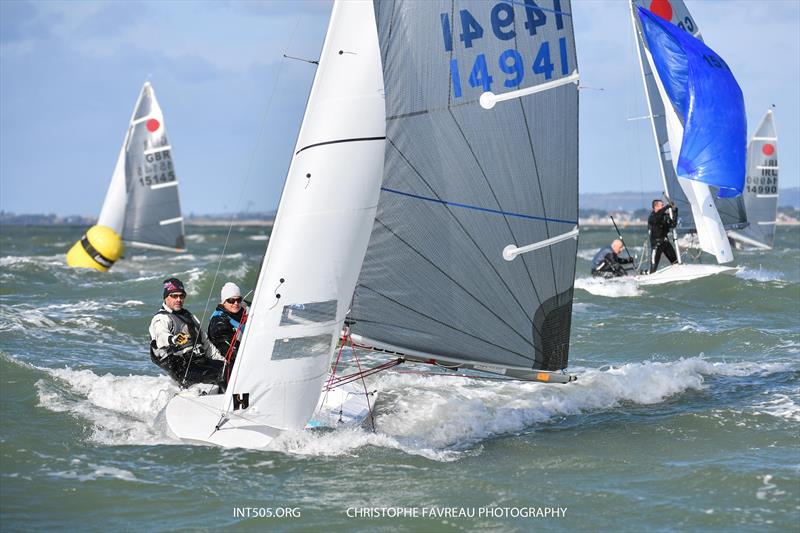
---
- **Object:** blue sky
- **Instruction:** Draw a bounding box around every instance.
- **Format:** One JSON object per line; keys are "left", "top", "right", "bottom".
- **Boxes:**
{"left": 1, "top": 0, "right": 798, "bottom": 216}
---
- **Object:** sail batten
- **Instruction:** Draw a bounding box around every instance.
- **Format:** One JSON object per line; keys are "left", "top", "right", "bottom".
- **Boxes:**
{"left": 351, "top": 0, "right": 579, "bottom": 372}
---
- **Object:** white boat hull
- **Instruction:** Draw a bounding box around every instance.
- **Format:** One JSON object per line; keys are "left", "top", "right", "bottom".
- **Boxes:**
{"left": 165, "top": 381, "right": 375, "bottom": 449}
{"left": 633, "top": 263, "right": 738, "bottom": 286}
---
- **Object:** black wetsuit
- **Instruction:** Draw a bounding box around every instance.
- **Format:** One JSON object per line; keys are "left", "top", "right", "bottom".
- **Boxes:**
{"left": 648, "top": 205, "right": 679, "bottom": 273}
{"left": 591, "top": 246, "right": 634, "bottom": 278}
{"left": 207, "top": 304, "right": 246, "bottom": 371}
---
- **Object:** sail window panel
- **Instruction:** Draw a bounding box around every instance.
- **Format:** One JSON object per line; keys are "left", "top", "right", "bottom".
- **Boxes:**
{"left": 271, "top": 334, "right": 334, "bottom": 361}
{"left": 280, "top": 301, "right": 337, "bottom": 326}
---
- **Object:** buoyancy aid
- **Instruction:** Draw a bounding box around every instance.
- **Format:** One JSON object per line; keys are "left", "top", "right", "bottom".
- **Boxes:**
{"left": 150, "top": 308, "right": 203, "bottom": 362}
{"left": 210, "top": 308, "right": 243, "bottom": 331}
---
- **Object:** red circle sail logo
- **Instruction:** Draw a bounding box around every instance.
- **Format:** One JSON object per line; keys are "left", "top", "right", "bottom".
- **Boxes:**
{"left": 146, "top": 118, "right": 160, "bottom": 132}
{"left": 650, "top": 0, "right": 674, "bottom": 21}
{"left": 762, "top": 143, "right": 775, "bottom": 156}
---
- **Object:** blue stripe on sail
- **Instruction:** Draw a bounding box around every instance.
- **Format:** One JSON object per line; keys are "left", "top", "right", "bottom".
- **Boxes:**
{"left": 381, "top": 187, "right": 577, "bottom": 225}
{"left": 637, "top": 6, "right": 746, "bottom": 198}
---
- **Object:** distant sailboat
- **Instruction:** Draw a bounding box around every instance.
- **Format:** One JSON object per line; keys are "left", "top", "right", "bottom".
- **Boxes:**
{"left": 66, "top": 81, "right": 186, "bottom": 271}
{"left": 729, "top": 107, "right": 779, "bottom": 250}
{"left": 629, "top": 0, "right": 746, "bottom": 284}
{"left": 166, "top": 0, "right": 580, "bottom": 449}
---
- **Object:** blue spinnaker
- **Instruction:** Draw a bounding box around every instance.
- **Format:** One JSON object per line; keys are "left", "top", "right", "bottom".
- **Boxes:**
{"left": 637, "top": 6, "right": 745, "bottom": 198}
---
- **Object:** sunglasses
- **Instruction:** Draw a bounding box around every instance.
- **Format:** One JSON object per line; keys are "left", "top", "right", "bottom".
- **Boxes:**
{"left": 225, "top": 297, "right": 242, "bottom": 304}
{"left": 168, "top": 293, "right": 186, "bottom": 299}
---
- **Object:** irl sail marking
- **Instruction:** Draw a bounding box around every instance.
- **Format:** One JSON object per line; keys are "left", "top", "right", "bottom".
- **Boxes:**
{"left": 380, "top": 187, "right": 577, "bottom": 225}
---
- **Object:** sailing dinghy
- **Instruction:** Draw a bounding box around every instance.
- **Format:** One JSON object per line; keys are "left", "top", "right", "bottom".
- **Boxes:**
{"left": 166, "top": 0, "right": 580, "bottom": 449}
{"left": 66, "top": 81, "right": 186, "bottom": 271}
{"left": 628, "top": 0, "right": 746, "bottom": 285}
{"left": 728, "top": 107, "right": 779, "bottom": 250}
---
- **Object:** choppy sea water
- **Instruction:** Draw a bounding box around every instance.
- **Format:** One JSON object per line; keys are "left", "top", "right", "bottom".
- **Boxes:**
{"left": 1, "top": 225, "right": 798, "bottom": 531}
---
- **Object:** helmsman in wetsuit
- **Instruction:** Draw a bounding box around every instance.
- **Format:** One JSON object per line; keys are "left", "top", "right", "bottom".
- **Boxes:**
{"left": 591, "top": 239, "right": 634, "bottom": 278}
{"left": 207, "top": 282, "right": 248, "bottom": 379}
{"left": 149, "top": 278, "right": 226, "bottom": 389}
{"left": 648, "top": 199, "right": 679, "bottom": 274}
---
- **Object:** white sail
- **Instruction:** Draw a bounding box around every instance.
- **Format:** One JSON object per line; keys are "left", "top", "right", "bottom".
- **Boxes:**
{"left": 97, "top": 144, "right": 127, "bottom": 235}
{"left": 165, "top": 0, "right": 385, "bottom": 447}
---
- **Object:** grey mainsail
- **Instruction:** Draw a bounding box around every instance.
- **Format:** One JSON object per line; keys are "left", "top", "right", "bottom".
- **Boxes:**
{"left": 730, "top": 108, "right": 779, "bottom": 249}
{"left": 121, "top": 83, "right": 185, "bottom": 251}
{"left": 349, "top": 0, "right": 579, "bottom": 377}
{"left": 631, "top": 0, "right": 746, "bottom": 232}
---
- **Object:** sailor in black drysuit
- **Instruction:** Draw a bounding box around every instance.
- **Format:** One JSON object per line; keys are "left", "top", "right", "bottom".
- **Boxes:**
{"left": 207, "top": 282, "right": 248, "bottom": 378}
{"left": 591, "top": 239, "right": 634, "bottom": 278}
{"left": 648, "top": 199, "right": 679, "bottom": 274}
{"left": 148, "top": 278, "right": 226, "bottom": 389}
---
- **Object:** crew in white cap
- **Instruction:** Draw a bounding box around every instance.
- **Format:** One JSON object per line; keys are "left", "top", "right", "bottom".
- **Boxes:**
{"left": 208, "top": 282, "right": 249, "bottom": 379}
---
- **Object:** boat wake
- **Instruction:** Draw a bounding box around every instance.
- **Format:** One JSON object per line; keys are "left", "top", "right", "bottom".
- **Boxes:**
{"left": 574, "top": 276, "right": 643, "bottom": 297}
{"left": 735, "top": 267, "right": 785, "bottom": 283}
{"left": 30, "top": 356, "right": 794, "bottom": 461}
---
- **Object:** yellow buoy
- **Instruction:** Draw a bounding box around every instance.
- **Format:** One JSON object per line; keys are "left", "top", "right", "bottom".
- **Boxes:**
{"left": 66, "top": 225, "right": 124, "bottom": 272}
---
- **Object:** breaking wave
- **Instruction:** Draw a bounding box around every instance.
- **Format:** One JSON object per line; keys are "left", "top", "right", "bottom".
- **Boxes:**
{"left": 574, "top": 276, "right": 643, "bottom": 297}
{"left": 735, "top": 267, "right": 785, "bottom": 283}
{"left": 30, "top": 356, "right": 793, "bottom": 461}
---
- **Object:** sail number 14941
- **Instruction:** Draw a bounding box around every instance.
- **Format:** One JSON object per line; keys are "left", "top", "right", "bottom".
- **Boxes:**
{"left": 441, "top": 1, "right": 570, "bottom": 98}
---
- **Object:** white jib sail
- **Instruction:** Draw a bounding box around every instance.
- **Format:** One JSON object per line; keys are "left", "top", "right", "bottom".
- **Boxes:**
{"left": 640, "top": 45, "right": 733, "bottom": 264}
{"left": 96, "top": 85, "right": 148, "bottom": 234}
{"left": 220, "top": 1, "right": 385, "bottom": 435}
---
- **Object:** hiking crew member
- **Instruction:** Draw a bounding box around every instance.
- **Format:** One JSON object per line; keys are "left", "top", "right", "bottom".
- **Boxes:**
{"left": 208, "top": 282, "right": 248, "bottom": 378}
{"left": 591, "top": 239, "right": 634, "bottom": 278}
{"left": 149, "top": 278, "right": 226, "bottom": 389}
{"left": 648, "top": 199, "right": 679, "bottom": 274}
